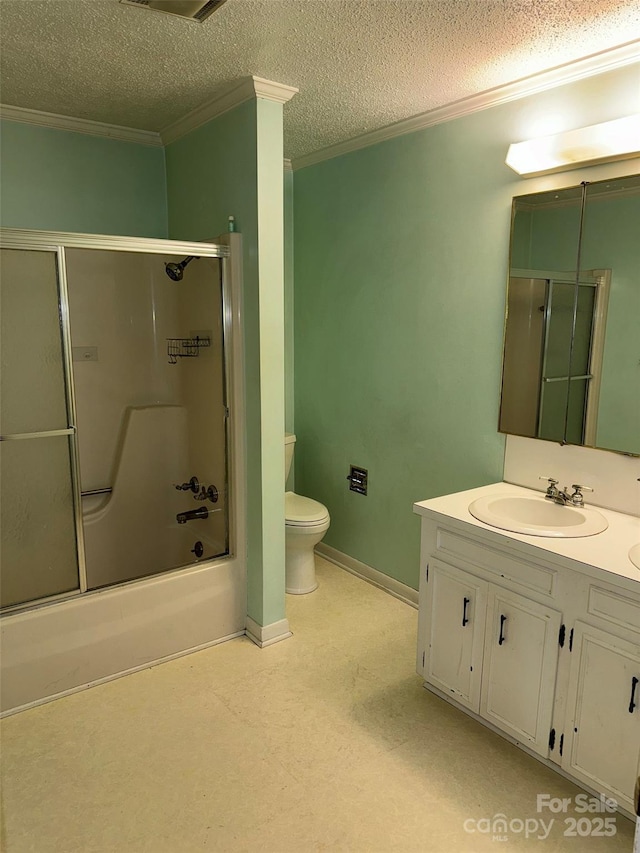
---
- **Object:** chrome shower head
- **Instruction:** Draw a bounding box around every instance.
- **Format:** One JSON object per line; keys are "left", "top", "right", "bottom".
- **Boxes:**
{"left": 165, "top": 256, "right": 198, "bottom": 281}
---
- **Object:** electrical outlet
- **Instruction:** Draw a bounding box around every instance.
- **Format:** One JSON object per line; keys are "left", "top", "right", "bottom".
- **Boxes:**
{"left": 347, "top": 465, "right": 368, "bottom": 495}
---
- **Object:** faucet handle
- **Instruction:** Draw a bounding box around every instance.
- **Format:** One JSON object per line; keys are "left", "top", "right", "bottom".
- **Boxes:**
{"left": 539, "top": 476, "right": 560, "bottom": 500}
{"left": 539, "top": 476, "right": 559, "bottom": 486}
{"left": 175, "top": 476, "right": 200, "bottom": 493}
{"left": 194, "top": 485, "right": 219, "bottom": 503}
{"left": 569, "top": 484, "right": 593, "bottom": 507}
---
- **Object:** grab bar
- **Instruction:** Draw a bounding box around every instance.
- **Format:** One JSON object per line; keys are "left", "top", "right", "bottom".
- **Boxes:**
{"left": 81, "top": 487, "right": 113, "bottom": 497}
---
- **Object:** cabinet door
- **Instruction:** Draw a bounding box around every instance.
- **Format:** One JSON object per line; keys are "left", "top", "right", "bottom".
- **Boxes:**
{"left": 426, "top": 560, "right": 487, "bottom": 712}
{"left": 480, "top": 588, "right": 561, "bottom": 756}
{"left": 563, "top": 622, "right": 640, "bottom": 813}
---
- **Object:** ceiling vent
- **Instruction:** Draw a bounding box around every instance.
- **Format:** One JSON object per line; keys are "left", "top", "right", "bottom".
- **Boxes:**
{"left": 119, "top": 0, "right": 227, "bottom": 23}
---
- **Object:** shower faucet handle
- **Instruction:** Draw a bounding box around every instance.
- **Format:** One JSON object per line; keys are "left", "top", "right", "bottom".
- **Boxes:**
{"left": 175, "top": 476, "right": 200, "bottom": 494}
{"left": 195, "top": 485, "right": 219, "bottom": 503}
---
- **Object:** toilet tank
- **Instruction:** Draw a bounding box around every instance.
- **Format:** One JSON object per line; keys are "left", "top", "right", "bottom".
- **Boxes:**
{"left": 284, "top": 433, "right": 296, "bottom": 481}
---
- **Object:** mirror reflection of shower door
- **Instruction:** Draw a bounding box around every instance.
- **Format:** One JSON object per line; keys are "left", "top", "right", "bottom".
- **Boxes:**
{"left": 500, "top": 277, "right": 546, "bottom": 437}
{"left": 538, "top": 278, "right": 596, "bottom": 444}
{"left": 565, "top": 284, "right": 597, "bottom": 445}
{"left": 0, "top": 248, "right": 82, "bottom": 608}
{"left": 538, "top": 279, "right": 575, "bottom": 442}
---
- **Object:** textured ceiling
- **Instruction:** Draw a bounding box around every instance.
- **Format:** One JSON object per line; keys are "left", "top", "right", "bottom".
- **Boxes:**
{"left": 1, "top": 0, "right": 640, "bottom": 160}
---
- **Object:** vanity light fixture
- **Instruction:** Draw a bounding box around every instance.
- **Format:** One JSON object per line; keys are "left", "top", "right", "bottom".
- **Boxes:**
{"left": 506, "top": 114, "right": 640, "bottom": 177}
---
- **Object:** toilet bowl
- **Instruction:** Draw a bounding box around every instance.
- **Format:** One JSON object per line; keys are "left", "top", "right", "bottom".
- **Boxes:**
{"left": 284, "top": 434, "right": 330, "bottom": 594}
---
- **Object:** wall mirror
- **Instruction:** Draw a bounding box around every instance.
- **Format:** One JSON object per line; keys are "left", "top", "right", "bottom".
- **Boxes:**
{"left": 499, "top": 172, "right": 640, "bottom": 456}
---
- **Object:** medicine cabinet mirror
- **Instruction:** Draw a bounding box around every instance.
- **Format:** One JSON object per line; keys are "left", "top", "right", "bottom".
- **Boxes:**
{"left": 499, "top": 173, "right": 640, "bottom": 456}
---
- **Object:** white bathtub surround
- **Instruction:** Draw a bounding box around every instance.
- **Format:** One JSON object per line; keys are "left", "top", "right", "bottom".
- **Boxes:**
{"left": 0, "top": 557, "right": 246, "bottom": 715}
{"left": 245, "top": 615, "right": 292, "bottom": 648}
{"left": 0, "top": 231, "right": 247, "bottom": 717}
{"left": 504, "top": 435, "right": 640, "bottom": 516}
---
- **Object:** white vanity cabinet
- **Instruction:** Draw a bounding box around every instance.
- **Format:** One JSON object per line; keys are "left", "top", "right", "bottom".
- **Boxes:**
{"left": 480, "top": 586, "right": 561, "bottom": 756}
{"left": 425, "top": 560, "right": 486, "bottom": 712}
{"left": 563, "top": 621, "right": 640, "bottom": 813}
{"left": 424, "top": 556, "right": 561, "bottom": 757}
{"left": 414, "top": 483, "right": 640, "bottom": 820}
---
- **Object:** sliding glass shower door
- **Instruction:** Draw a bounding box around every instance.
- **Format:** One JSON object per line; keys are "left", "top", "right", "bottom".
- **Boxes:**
{"left": 1, "top": 233, "right": 232, "bottom": 611}
{"left": 0, "top": 248, "right": 82, "bottom": 607}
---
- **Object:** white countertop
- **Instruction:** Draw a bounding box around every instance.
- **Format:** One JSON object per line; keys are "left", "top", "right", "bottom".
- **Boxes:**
{"left": 414, "top": 482, "right": 640, "bottom": 586}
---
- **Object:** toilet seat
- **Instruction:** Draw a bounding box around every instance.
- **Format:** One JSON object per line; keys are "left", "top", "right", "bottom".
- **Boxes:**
{"left": 285, "top": 491, "right": 330, "bottom": 527}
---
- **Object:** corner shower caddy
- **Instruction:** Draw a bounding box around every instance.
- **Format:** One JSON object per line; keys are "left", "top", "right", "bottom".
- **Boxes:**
{"left": 167, "top": 335, "right": 211, "bottom": 364}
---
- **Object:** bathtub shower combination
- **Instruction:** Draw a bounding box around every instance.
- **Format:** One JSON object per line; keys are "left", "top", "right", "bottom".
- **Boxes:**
{"left": 0, "top": 230, "right": 246, "bottom": 714}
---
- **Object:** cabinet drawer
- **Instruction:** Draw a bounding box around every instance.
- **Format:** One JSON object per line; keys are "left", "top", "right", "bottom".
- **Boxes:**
{"left": 436, "top": 529, "right": 556, "bottom": 597}
{"left": 588, "top": 586, "right": 640, "bottom": 635}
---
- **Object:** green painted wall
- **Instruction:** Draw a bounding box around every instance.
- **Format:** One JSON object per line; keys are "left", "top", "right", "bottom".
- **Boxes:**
{"left": 165, "top": 102, "right": 257, "bottom": 242}
{"left": 293, "top": 64, "right": 640, "bottom": 590}
{"left": 166, "top": 98, "right": 287, "bottom": 629}
{"left": 0, "top": 120, "right": 167, "bottom": 237}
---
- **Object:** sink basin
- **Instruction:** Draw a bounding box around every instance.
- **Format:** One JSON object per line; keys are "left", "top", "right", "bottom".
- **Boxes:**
{"left": 468, "top": 494, "right": 609, "bottom": 538}
{"left": 629, "top": 544, "right": 640, "bottom": 569}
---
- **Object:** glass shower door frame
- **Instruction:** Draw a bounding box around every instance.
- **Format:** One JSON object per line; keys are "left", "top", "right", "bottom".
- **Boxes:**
{"left": 1, "top": 241, "right": 88, "bottom": 601}
{"left": 1, "top": 228, "right": 231, "bottom": 613}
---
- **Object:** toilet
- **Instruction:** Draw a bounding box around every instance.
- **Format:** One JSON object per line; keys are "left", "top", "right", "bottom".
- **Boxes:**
{"left": 285, "top": 434, "right": 330, "bottom": 594}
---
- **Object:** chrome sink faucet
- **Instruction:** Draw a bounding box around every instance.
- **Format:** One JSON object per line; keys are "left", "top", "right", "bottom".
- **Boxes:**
{"left": 539, "top": 477, "right": 593, "bottom": 507}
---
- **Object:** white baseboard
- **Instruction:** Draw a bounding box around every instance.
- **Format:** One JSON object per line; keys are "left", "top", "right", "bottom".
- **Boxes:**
{"left": 245, "top": 616, "right": 292, "bottom": 648}
{"left": 315, "top": 543, "right": 418, "bottom": 608}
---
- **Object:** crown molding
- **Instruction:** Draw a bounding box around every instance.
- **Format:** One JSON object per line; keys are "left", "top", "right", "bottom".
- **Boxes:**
{"left": 283, "top": 158, "right": 293, "bottom": 172}
{"left": 291, "top": 39, "right": 640, "bottom": 171}
{"left": 161, "top": 76, "right": 298, "bottom": 145}
{"left": 160, "top": 77, "right": 255, "bottom": 145}
{"left": 0, "top": 76, "right": 298, "bottom": 148}
{"left": 0, "top": 103, "right": 163, "bottom": 146}
{"left": 252, "top": 76, "right": 299, "bottom": 105}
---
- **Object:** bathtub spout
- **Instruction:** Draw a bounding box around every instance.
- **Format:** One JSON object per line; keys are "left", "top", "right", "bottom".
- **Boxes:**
{"left": 176, "top": 507, "right": 209, "bottom": 524}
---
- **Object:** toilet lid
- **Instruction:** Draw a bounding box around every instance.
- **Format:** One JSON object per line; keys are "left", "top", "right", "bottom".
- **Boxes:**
{"left": 285, "top": 491, "right": 329, "bottom": 525}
